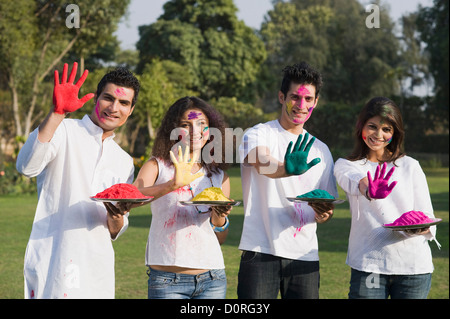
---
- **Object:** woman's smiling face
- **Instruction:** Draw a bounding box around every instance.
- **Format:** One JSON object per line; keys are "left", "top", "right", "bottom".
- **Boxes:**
{"left": 362, "top": 115, "right": 394, "bottom": 153}
{"left": 178, "top": 108, "right": 210, "bottom": 152}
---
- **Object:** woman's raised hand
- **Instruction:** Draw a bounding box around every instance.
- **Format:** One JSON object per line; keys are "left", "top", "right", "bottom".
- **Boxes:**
{"left": 170, "top": 145, "right": 204, "bottom": 189}
{"left": 367, "top": 162, "right": 397, "bottom": 199}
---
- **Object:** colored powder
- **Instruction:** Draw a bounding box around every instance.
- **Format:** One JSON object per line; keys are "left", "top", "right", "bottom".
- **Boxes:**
{"left": 187, "top": 111, "right": 202, "bottom": 120}
{"left": 192, "top": 187, "right": 229, "bottom": 201}
{"left": 114, "top": 87, "right": 127, "bottom": 96}
{"left": 385, "top": 211, "right": 433, "bottom": 226}
{"left": 296, "top": 189, "right": 334, "bottom": 199}
{"left": 93, "top": 183, "right": 151, "bottom": 199}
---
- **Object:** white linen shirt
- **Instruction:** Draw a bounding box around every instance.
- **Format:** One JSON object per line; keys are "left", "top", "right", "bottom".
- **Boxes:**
{"left": 16, "top": 115, "right": 134, "bottom": 299}
{"left": 238, "top": 120, "right": 338, "bottom": 261}
{"left": 334, "top": 157, "right": 437, "bottom": 275}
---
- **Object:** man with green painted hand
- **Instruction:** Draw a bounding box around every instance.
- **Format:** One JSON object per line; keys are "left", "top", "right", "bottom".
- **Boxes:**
{"left": 238, "top": 62, "right": 338, "bottom": 299}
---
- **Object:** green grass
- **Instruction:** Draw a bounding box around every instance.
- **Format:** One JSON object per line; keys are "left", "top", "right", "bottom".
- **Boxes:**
{"left": 1, "top": 167, "right": 448, "bottom": 299}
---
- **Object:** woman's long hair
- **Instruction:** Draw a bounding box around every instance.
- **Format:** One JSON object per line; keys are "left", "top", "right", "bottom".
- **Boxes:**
{"left": 347, "top": 97, "right": 405, "bottom": 165}
{"left": 152, "top": 96, "right": 229, "bottom": 176}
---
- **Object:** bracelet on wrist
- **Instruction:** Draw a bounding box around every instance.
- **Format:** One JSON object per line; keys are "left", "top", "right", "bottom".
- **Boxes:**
{"left": 210, "top": 216, "right": 229, "bottom": 232}
{"left": 365, "top": 188, "right": 372, "bottom": 201}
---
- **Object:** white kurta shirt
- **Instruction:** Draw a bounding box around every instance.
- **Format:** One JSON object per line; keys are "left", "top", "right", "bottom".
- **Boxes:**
{"left": 334, "top": 157, "right": 437, "bottom": 275}
{"left": 238, "top": 120, "right": 338, "bottom": 261}
{"left": 16, "top": 115, "right": 134, "bottom": 299}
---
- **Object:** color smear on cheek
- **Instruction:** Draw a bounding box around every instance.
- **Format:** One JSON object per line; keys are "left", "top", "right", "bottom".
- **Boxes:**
{"left": 188, "top": 111, "right": 202, "bottom": 120}
{"left": 114, "top": 87, "right": 127, "bottom": 97}
{"left": 95, "top": 101, "right": 105, "bottom": 122}
{"left": 202, "top": 126, "right": 209, "bottom": 139}
{"left": 286, "top": 100, "right": 294, "bottom": 113}
{"left": 387, "top": 137, "right": 393, "bottom": 144}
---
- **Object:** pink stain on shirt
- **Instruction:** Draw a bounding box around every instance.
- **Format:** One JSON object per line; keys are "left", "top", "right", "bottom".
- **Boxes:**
{"left": 164, "top": 215, "right": 177, "bottom": 228}
{"left": 172, "top": 185, "right": 190, "bottom": 195}
{"left": 293, "top": 202, "right": 307, "bottom": 237}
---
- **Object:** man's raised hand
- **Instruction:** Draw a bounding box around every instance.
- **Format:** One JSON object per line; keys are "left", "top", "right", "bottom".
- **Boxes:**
{"left": 53, "top": 62, "right": 94, "bottom": 114}
{"left": 284, "top": 133, "right": 321, "bottom": 175}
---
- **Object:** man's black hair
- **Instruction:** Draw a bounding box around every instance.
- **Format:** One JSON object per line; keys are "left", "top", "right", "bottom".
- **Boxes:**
{"left": 280, "top": 62, "right": 323, "bottom": 98}
{"left": 96, "top": 67, "right": 140, "bottom": 105}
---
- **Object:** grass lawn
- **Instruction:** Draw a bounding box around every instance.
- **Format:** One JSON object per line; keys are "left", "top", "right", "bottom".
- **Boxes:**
{"left": 0, "top": 167, "right": 448, "bottom": 299}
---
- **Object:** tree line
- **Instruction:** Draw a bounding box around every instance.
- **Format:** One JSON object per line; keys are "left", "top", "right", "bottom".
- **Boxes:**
{"left": 0, "top": 0, "right": 448, "bottom": 162}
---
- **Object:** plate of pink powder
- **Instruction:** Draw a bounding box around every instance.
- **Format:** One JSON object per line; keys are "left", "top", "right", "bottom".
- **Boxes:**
{"left": 383, "top": 210, "right": 442, "bottom": 230}
{"left": 91, "top": 183, "right": 154, "bottom": 203}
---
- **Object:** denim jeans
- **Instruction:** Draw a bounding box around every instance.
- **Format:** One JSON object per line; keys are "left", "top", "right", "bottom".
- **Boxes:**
{"left": 349, "top": 268, "right": 432, "bottom": 299}
{"left": 237, "top": 251, "right": 320, "bottom": 299}
{"left": 147, "top": 268, "right": 227, "bottom": 299}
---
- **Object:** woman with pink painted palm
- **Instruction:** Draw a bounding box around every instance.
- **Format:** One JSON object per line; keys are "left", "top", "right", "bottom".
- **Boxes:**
{"left": 334, "top": 97, "right": 438, "bottom": 299}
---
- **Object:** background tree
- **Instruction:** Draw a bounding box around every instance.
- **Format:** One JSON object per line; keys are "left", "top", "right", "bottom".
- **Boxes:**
{"left": 416, "top": 0, "right": 449, "bottom": 131}
{"left": 136, "top": 0, "right": 266, "bottom": 102}
{"left": 260, "top": 0, "right": 403, "bottom": 152}
{"left": 0, "top": 0, "right": 130, "bottom": 147}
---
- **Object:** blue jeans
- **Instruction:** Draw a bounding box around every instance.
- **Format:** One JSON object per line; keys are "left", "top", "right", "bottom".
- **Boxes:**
{"left": 237, "top": 251, "right": 320, "bottom": 299}
{"left": 147, "top": 268, "right": 227, "bottom": 299}
{"left": 349, "top": 268, "right": 432, "bottom": 299}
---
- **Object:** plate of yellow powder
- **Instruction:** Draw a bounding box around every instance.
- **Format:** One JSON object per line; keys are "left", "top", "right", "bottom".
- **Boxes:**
{"left": 180, "top": 187, "right": 241, "bottom": 206}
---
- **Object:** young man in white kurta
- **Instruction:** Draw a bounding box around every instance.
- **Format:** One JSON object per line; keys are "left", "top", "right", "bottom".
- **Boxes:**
{"left": 17, "top": 116, "right": 133, "bottom": 298}
{"left": 16, "top": 64, "right": 139, "bottom": 298}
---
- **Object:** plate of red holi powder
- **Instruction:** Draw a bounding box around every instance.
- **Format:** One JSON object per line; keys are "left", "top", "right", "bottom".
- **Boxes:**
{"left": 383, "top": 210, "right": 442, "bottom": 230}
{"left": 287, "top": 197, "right": 345, "bottom": 204}
{"left": 179, "top": 201, "right": 241, "bottom": 206}
{"left": 91, "top": 197, "right": 153, "bottom": 203}
{"left": 90, "top": 183, "right": 154, "bottom": 203}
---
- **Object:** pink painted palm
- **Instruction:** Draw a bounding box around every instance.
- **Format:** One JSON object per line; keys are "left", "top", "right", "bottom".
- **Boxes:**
{"left": 367, "top": 162, "right": 397, "bottom": 199}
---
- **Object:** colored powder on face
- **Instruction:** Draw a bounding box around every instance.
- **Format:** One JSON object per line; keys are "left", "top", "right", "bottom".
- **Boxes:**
{"left": 187, "top": 111, "right": 202, "bottom": 120}
{"left": 93, "top": 183, "right": 151, "bottom": 199}
{"left": 384, "top": 211, "right": 433, "bottom": 226}
{"left": 114, "top": 87, "right": 127, "bottom": 97}
{"left": 95, "top": 101, "right": 105, "bottom": 122}
{"left": 292, "top": 106, "right": 314, "bottom": 124}
{"left": 297, "top": 85, "right": 311, "bottom": 96}
{"left": 296, "top": 189, "right": 334, "bottom": 199}
{"left": 202, "top": 126, "right": 209, "bottom": 139}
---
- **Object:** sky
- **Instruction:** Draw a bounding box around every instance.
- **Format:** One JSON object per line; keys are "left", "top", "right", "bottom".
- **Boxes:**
{"left": 115, "top": 0, "right": 434, "bottom": 50}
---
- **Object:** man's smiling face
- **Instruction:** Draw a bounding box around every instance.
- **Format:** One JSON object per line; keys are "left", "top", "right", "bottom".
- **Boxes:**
{"left": 280, "top": 83, "right": 318, "bottom": 125}
{"left": 91, "top": 83, "right": 135, "bottom": 133}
